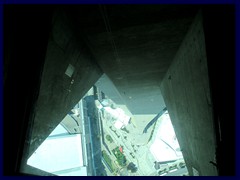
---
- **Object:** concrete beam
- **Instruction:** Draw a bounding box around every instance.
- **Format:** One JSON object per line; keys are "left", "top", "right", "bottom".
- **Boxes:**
{"left": 24, "top": 9, "right": 103, "bottom": 162}
{"left": 160, "top": 12, "right": 217, "bottom": 176}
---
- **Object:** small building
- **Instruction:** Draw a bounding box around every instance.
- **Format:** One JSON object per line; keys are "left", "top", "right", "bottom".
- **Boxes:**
{"left": 27, "top": 123, "right": 87, "bottom": 176}
{"left": 104, "top": 107, "right": 131, "bottom": 129}
{"left": 150, "top": 112, "right": 183, "bottom": 162}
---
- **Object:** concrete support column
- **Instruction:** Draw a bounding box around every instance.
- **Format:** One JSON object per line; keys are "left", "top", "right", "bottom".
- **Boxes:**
{"left": 160, "top": 12, "right": 217, "bottom": 176}
{"left": 21, "top": 9, "right": 103, "bottom": 171}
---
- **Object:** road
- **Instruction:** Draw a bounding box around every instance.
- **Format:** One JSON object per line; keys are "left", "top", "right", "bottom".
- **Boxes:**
{"left": 84, "top": 95, "right": 107, "bottom": 176}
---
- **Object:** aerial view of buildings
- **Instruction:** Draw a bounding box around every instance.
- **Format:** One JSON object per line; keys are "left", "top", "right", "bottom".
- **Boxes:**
{"left": 27, "top": 76, "right": 188, "bottom": 176}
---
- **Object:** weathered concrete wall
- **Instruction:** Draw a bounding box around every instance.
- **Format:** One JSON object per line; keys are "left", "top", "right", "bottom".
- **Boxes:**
{"left": 160, "top": 12, "right": 217, "bottom": 176}
{"left": 26, "top": 10, "right": 103, "bottom": 159}
{"left": 4, "top": 6, "right": 54, "bottom": 175}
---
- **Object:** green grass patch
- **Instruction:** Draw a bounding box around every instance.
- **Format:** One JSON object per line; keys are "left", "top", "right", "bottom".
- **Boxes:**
{"left": 112, "top": 147, "right": 127, "bottom": 167}
{"left": 102, "top": 150, "right": 115, "bottom": 172}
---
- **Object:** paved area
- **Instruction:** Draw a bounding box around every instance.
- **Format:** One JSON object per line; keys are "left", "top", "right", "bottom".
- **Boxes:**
{"left": 164, "top": 167, "right": 188, "bottom": 176}
{"left": 97, "top": 101, "right": 160, "bottom": 175}
{"left": 74, "top": 86, "right": 188, "bottom": 176}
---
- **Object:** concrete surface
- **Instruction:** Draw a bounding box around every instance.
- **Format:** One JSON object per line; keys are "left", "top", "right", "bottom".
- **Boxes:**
{"left": 69, "top": 5, "right": 199, "bottom": 115}
{"left": 19, "top": 6, "right": 218, "bottom": 176}
{"left": 4, "top": 5, "right": 235, "bottom": 176}
{"left": 160, "top": 12, "right": 217, "bottom": 176}
{"left": 27, "top": 10, "right": 103, "bottom": 159}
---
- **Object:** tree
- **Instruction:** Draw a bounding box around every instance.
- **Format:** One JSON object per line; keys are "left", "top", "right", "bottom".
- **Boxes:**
{"left": 106, "top": 134, "right": 113, "bottom": 143}
{"left": 121, "top": 127, "right": 129, "bottom": 133}
{"left": 127, "top": 162, "right": 138, "bottom": 173}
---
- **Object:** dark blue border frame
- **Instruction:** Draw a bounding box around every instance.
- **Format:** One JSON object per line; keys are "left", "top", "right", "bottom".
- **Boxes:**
{"left": 236, "top": 1, "right": 240, "bottom": 177}
{"left": 0, "top": 0, "right": 239, "bottom": 179}
{"left": 0, "top": 2, "right": 3, "bottom": 178}
{"left": 0, "top": 0, "right": 238, "bottom": 4}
